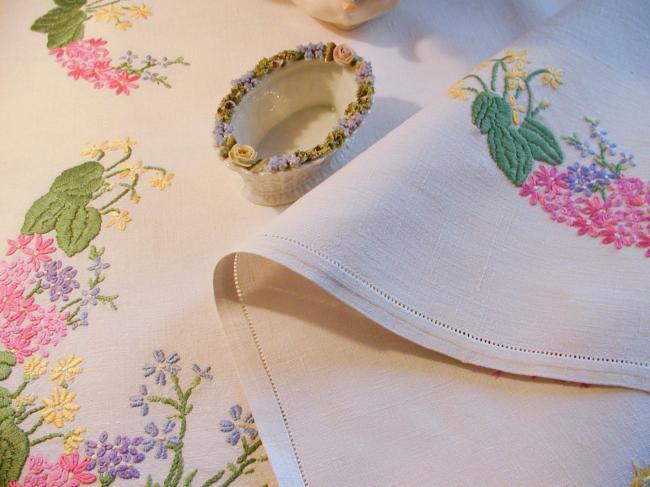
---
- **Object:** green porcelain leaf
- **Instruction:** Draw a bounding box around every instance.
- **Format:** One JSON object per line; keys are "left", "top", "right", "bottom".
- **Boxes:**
{"left": 487, "top": 125, "right": 533, "bottom": 187}
{"left": 50, "top": 161, "right": 104, "bottom": 199}
{"left": 471, "top": 92, "right": 511, "bottom": 134}
{"left": 519, "top": 117, "right": 564, "bottom": 165}
{"left": 21, "top": 191, "right": 69, "bottom": 235}
{"left": 55, "top": 205, "right": 102, "bottom": 257}
{"left": 30, "top": 5, "right": 86, "bottom": 49}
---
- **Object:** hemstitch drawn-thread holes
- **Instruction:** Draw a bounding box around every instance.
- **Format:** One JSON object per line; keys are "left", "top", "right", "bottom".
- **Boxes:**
{"left": 233, "top": 253, "right": 309, "bottom": 487}
{"left": 264, "top": 234, "right": 650, "bottom": 369}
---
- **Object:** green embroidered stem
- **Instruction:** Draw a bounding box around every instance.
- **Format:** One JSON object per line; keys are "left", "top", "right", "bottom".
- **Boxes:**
{"left": 490, "top": 62, "right": 500, "bottom": 92}
{"left": 143, "top": 165, "right": 168, "bottom": 174}
{"left": 182, "top": 470, "right": 198, "bottom": 487}
{"left": 11, "top": 381, "right": 29, "bottom": 399}
{"left": 99, "top": 188, "right": 129, "bottom": 212}
{"left": 25, "top": 417, "right": 45, "bottom": 436}
{"left": 25, "top": 280, "right": 42, "bottom": 298}
{"left": 97, "top": 294, "right": 119, "bottom": 310}
{"left": 60, "top": 298, "right": 82, "bottom": 313}
{"left": 499, "top": 61, "right": 508, "bottom": 96}
{"left": 85, "top": 0, "right": 124, "bottom": 13}
{"left": 524, "top": 68, "right": 548, "bottom": 83}
{"left": 15, "top": 405, "right": 45, "bottom": 424}
{"left": 104, "top": 147, "right": 132, "bottom": 172}
{"left": 218, "top": 438, "right": 264, "bottom": 487}
{"left": 200, "top": 471, "right": 225, "bottom": 487}
{"left": 147, "top": 395, "right": 182, "bottom": 411}
{"left": 524, "top": 79, "right": 534, "bottom": 117}
{"left": 462, "top": 74, "right": 488, "bottom": 92}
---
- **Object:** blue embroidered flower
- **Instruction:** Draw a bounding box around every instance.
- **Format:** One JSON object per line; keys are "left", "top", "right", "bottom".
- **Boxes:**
{"left": 77, "top": 310, "right": 89, "bottom": 328}
{"left": 564, "top": 162, "right": 613, "bottom": 196}
{"left": 142, "top": 350, "right": 180, "bottom": 385}
{"left": 355, "top": 61, "right": 374, "bottom": 83}
{"left": 142, "top": 420, "right": 179, "bottom": 459}
{"left": 81, "top": 287, "right": 100, "bottom": 306}
{"left": 129, "top": 384, "right": 149, "bottom": 416}
{"left": 85, "top": 432, "right": 145, "bottom": 479}
{"left": 573, "top": 140, "right": 596, "bottom": 158}
{"left": 213, "top": 120, "right": 233, "bottom": 145}
{"left": 36, "top": 260, "right": 80, "bottom": 302}
{"left": 619, "top": 151, "right": 637, "bottom": 168}
{"left": 88, "top": 255, "right": 111, "bottom": 276}
{"left": 297, "top": 42, "right": 325, "bottom": 60}
{"left": 219, "top": 404, "right": 257, "bottom": 446}
{"left": 231, "top": 70, "right": 260, "bottom": 92}
{"left": 192, "top": 363, "right": 213, "bottom": 380}
{"left": 589, "top": 121, "right": 617, "bottom": 155}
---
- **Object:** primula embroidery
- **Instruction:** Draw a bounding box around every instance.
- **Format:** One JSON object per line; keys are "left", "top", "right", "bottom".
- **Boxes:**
{"left": 452, "top": 50, "right": 649, "bottom": 259}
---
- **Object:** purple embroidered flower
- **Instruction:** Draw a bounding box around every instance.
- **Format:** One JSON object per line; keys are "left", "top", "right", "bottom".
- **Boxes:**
{"left": 81, "top": 287, "right": 100, "bottom": 306}
{"left": 619, "top": 151, "right": 636, "bottom": 168}
{"left": 192, "top": 363, "right": 213, "bottom": 380}
{"left": 142, "top": 421, "right": 179, "bottom": 459}
{"left": 564, "top": 162, "right": 613, "bottom": 196}
{"left": 88, "top": 256, "right": 110, "bottom": 276}
{"left": 213, "top": 120, "right": 233, "bottom": 145}
{"left": 84, "top": 432, "right": 145, "bottom": 480}
{"left": 336, "top": 113, "right": 363, "bottom": 137}
{"left": 219, "top": 405, "right": 257, "bottom": 446}
{"left": 129, "top": 384, "right": 149, "bottom": 416}
{"left": 120, "top": 50, "right": 138, "bottom": 64}
{"left": 142, "top": 349, "right": 180, "bottom": 385}
{"left": 573, "top": 140, "right": 595, "bottom": 158}
{"left": 355, "top": 61, "right": 374, "bottom": 83}
{"left": 36, "top": 260, "right": 80, "bottom": 302}
{"left": 231, "top": 70, "right": 260, "bottom": 93}
{"left": 297, "top": 42, "right": 325, "bottom": 60}
{"left": 588, "top": 121, "right": 617, "bottom": 155}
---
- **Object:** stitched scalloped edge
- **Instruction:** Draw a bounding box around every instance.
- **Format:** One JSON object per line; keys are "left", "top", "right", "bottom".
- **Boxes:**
{"left": 264, "top": 234, "right": 650, "bottom": 370}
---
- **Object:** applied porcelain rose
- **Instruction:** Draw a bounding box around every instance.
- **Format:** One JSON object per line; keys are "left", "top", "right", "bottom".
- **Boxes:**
{"left": 292, "top": 0, "right": 398, "bottom": 29}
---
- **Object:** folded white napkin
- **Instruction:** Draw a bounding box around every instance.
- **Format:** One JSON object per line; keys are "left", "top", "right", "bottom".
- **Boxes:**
{"left": 214, "top": 1, "right": 650, "bottom": 485}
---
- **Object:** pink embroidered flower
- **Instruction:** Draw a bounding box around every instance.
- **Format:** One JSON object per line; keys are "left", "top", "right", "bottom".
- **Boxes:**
{"left": 599, "top": 223, "right": 636, "bottom": 249}
{"left": 612, "top": 175, "right": 646, "bottom": 207}
{"left": 9, "top": 295, "right": 39, "bottom": 325}
{"left": 0, "top": 304, "right": 67, "bottom": 362}
{"left": 0, "top": 282, "right": 23, "bottom": 318}
{"left": 9, "top": 455, "right": 53, "bottom": 487}
{"left": 30, "top": 305, "right": 68, "bottom": 350}
{"left": 10, "top": 453, "right": 96, "bottom": 487}
{"left": 55, "top": 452, "right": 97, "bottom": 485}
{"left": 25, "top": 234, "right": 56, "bottom": 271}
{"left": 636, "top": 232, "right": 650, "bottom": 257}
{"left": 533, "top": 165, "right": 567, "bottom": 195}
{"left": 0, "top": 258, "right": 35, "bottom": 286}
{"left": 576, "top": 196, "right": 615, "bottom": 226}
{"left": 6, "top": 234, "right": 34, "bottom": 256}
{"left": 105, "top": 69, "right": 140, "bottom": 95}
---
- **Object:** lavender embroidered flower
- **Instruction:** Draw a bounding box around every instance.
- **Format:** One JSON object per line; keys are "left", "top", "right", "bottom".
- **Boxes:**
{"left": 84, "top": 432, "right": 145, "bottom": 480}
{"left": 142, "top": 420, "right": 179, "bottom": 459}
{"left": 355, "top": 61, "right": 374, "bottom": 83}
{"left": 213, "top": 120, "right": 233, "bottom": 145}
{"left": 219, "top": 404, "right": 257, "bottom": 445}
{"left": 192, "top": 363, "right": 213, "bottom": 380}
{"left": 297, "top": 42, "right": 325, "bottom": 60}
{"left": 564, "top": 162, "right": 613, "bottom": 196}
{"left": 88, "top": 256, "right": 110, "bottom": 276}
{"left": 142, "top": 349, "right": 180, "bottom": 385}
{"left": 232, "top": 70, "right": 260, "bottom": 93}
{"left": 619, "top": 151, "right": 636, "bottom": 168}
{"left": 36, "top": 260, "right": 80, "bottom": 302}
{"left": 81, "top": 287, "right": 100, "bottom": 306}
{"left": 129, "top": 384, "right": 149, "bottom": 416}
{"left": 589, "top": 121, "right": 617, "bottom": 155}
{"left": 336, "top": 113, "right": 363, "bottom": 137}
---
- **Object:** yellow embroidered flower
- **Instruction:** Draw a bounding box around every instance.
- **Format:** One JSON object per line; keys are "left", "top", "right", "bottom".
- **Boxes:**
{"left": 95, "top": 5, "right": 123, "bottom": 23}
{"left": 50, "top": 354, "right": 83, "bottom": 386}
{"left": 630, "top": 463, "right": 650, "bottom": 487}
{"left": 126, "top": 4, "right": 152, "bottom": 19}
{"left": 116, "top": 20, "right": 133, "bottom": 31}
{"left": 472, "top": 59, "right": 492, "bottom": 73}
{"left": 109, "top": 136, "right": 136, "bottom": 153}
{"left": 503, "top": 49, "right": 530, "bottom": 66}
{"left": 106, "top": 210, "right": 132, "bottom": 231}
{"left": 504, "top": 66, "right": 527, "bottom": 90}
{"left": 14, "top": 394, "right": 37, "bottom": 407}
{"left": 24, "top": 356, "right": 48, "bottom": 380}
{"left": 539, "top": 100, "right": 550, "bottom": 109}
{"left": 118, "top": 160, "right": 146, "bottom": 181}
{"left": 63, "top": 427, "right": 86, "bottom": 454}
{"left": 542, "top": 66, "right": 564, "bottom": 90}
{"left": 80, "top": 140, "right": 109, "bottom": 159}
{"left": 447, "top": 80, "right": 468, "bottom": 101}
{"left": 507, "top": 94, "right": 525, "bottom": 125}
{"left": 131, "top": 193, "right": 141, "bottom": 203}
{"left": 151, "top": 172, "right": 175, "bottom": 191}
{"left": 42, "top": 388, "right": 80, "bottom": 428}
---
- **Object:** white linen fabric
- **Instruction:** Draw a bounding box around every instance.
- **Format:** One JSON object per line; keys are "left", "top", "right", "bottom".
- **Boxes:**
{"left": 214, "top": 1, "right": 650, "bottom": 485}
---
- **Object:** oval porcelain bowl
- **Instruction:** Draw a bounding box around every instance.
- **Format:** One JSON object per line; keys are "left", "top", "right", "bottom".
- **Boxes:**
{"left": 213, "top": 42, "right": 374, "bottom": 206}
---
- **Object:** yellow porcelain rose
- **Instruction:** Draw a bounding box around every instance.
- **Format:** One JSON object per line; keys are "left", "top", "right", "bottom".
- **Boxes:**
{"left": 229, "top": 143, "right": 258, "bottom": 167}
{"left": 333, "top": 44, "right": 355, "bottom": 66}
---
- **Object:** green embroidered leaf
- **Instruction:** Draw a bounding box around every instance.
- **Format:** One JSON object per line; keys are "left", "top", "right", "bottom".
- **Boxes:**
{"left": 55, "top": 205, "right": 102, "bottom": 257}
{"left": 0, "top": 352, "right": 16, "bottom": 382}
{"left": 30, "top": 5, "right": 86, "bottom": 49}
{"left": 21, "top": 191, "right": 69, "bottom": 235}
{"left": 50, "top": 161, "right": 104, "bottom": 199}
{"left": 519, "top": 117, "right": 564, "bottom": 165}
{"left": 0, "top": 416, "right": 29, "bottom": 486}
{"left": 55, "top": 0, "right": 87, "bottom": 7}
{"left": 471, "top": 92, "right": 511, "bottom": 134}
{"left": 487, "top": 125, "right": 533, "bottom": 187}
